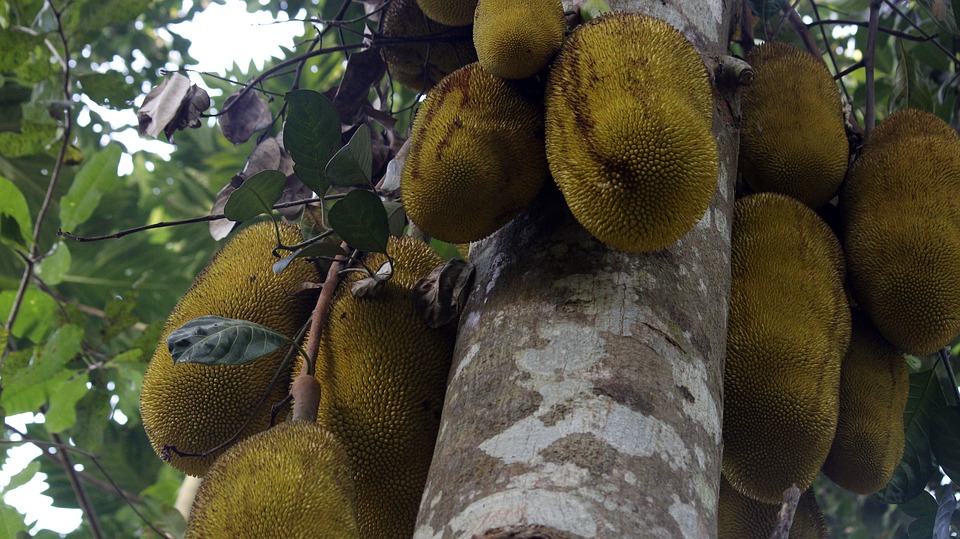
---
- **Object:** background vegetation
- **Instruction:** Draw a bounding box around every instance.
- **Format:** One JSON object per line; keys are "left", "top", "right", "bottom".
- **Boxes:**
{"left": 0, "top": 0, "right": 958, "bottom": 536}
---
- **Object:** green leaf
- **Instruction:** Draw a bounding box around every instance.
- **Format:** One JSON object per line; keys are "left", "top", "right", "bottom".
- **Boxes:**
{"left": 931, "top": 406, "right": 960, "bottom": 482}
{"left": 44, "top": 371, "right": 89, "bottom": 433}
{"left": 0, "top": 288, "right": 58, "bottom": 342}
{"left": 746, "top": 0, "right": 789, "bottom": 24}
{"left": 76, "top": 71, "right": 137, "bottom": 109}
{"left": 284, "top": 90, "right": 341, "bottom": 195}
{"left": 272, "top": 240, "right": 344, "bottom": 275}
{"left": 0, "top": 503, "right": 27, "bottom": 537}
{"left": 954, "top": 0, "right": 960, "bottom": 31}
{"left": 35, "top": 241, "right": 71, "bottom": 285}
{"left": 0, "top": 30, "right": 41, "bottom": 71}
{"left": 3, "top": 323, "right": 83, "bottom": 390}
{"left": 59, "top": 144, "right": 122, "bottom": 231}
{"left": 580, "top": 0, "right": 612, "bottom": 20}
{"left": 70, "top": 386, "right": 112, "bottom": 453}
{"left": 876, "top": 370, "right": 943, "bottom": 503}
{"left": 899, "top": 491, "right": 939, "bottom": 519}
{"left": 328, "top": 190, "right": 389, "bottom": 253}
{"left": 325, "top": 124, "right": 372, "bottom": 187}
{"left": 2, "top": 461, "right": 40, "bottom": 494}
{"left": 223, "top": 170, "right": 286, "bottom": 221}
{"left": 0, "top": 176, "right": 33, "bottom": 249}
{"left": 890, "top": 41, "right": 935, "bottom": 114}
{"left": 908, "top": 516, "right": 936, "bottom": 539}
{"left": 383, "top": 200, "right": 406, "bottom": 237}
{"left": 167, "top": 315, "right": 291, "bottom": 367}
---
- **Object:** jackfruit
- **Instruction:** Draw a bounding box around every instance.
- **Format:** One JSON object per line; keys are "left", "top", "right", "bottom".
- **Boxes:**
{"left": 185, "top": 420, "right": 359, "bottom": 539}
{"left": 724, "top": 192, "right": 850, "bottom": 503}
{"left": 840, "top": 108, "right": 960, "bottom": 355}
{"left": 738, "top": 42, "right": 848, "bottom": 209}
{"left": 821, "top": 312, "right": 908, "bottom": 494}
{"left": 141, "top": 222, "right": 319, "bottom": 477}
{"left": 382, "top": 0, "right": 477, "bottom": 93}
{"left": 473, "top": 0, "right": 565, "bottom": 80}
{"left": 416, "top": 0, "right": 477, "bottom": 26}
{"left": 316, "top": 236, "right": 456, "bottom": 538}
{"left": 402, "top": 62, "right": 549, "bottom": 243}
{"left": 544, "top": 13, "right": 717, "bottom": 252}
{"left": 718, "top": 476, "right": 827, "bottom": 539}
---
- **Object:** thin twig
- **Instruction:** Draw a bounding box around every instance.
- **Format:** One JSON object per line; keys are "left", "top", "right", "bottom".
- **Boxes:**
{"left": 883, "top": 0, "right": 960, "bottom": 68}
{"left": 784, "top": 5, "right": 822, "bottom": 58}
{"left": 864, "top": 0, "right": 882, "bottom": 137}
{"left": 58, "top": 196, "right": 326, "bottom": 242}
{"left": 50, "top": 430, "right": 104, "bottom": 539}
{"left": 301, "top": 243, "right": 350, "bottom": 378}
{"left": 806, "top": 19, "right": 935, "bottom": 41}
{"left": 808, "top": 0, "right": 854, "bottom": 106}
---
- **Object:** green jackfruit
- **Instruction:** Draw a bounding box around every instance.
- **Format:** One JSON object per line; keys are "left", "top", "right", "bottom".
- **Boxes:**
{"left": 724, "top": 193, "right": 850, "bottom": 503}
{"left": 316, "top": 236, "right": 456, "bottom": 538}
{"left": 185, "top": 420, "right": 359, "bottom": 539}
{"left": 473, "top": 0, "right": 565, "bottom": 79}
{"left": 416, "top": 0, "right": 477, "bottom": 26}
{"left": 822, "top": 312, "right": 908, "bottom": 494}
{"left": 402, "top": 62, "right": 549, "bottom": 243}
{"left": 718, "top": 476, "right": 827, "bottom": 539}
{"left": 382, "top": 0, "right": 477, "bottom": 92}
{"left": 840, "top": 108, "right": 960, "bottom": 355}
{"left": 739, "top": 42, "right": 848, "bottom": 209}
{"left": 545, "top": 13, "right": 717, "bottom": 252}
{"left": 140, "top": 222, "right": 319, "bottom": 476}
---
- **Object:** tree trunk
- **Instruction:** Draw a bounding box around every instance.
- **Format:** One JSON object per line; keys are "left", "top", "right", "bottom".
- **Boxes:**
{"left": 415, "top": 2, "right": 739, "bottom": 538}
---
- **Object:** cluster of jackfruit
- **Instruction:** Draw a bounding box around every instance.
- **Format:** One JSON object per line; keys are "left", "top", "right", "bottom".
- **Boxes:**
{"left": 142, "top": 223, "right": 458, "bottom": 536}
{"left": 400, "top": 10, "right": 719, "bottom": 254}
{"left": 724, "top": 39, "right": 960, "bottom": 535}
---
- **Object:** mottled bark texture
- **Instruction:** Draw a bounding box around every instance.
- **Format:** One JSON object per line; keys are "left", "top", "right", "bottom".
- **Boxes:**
{"left": 415, "top": 1, "right": 739, "bottom": 538}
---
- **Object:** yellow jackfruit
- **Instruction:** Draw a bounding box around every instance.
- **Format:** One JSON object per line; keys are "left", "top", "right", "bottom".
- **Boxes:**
{"left": 544, "top": 13, "right": 717, "bottom": 252}
{"left": 185, "top": 420, "right": 359, "bottom": 539}
{"left": 724, "top": 192, "right": 850, "bottom": 503}
{"left": 739, "top": 42, "right": 848, "bottom": 209}
{"left": 718, "top": 476, "right": 827, "bottom": 539}
{"left": 416, "top": 0, "right": 477, "bottom": 26}
{"left": 402, "top": 62, "right": 549, "bottom": 243}
{"left": 473, "top": 0, "right": 565, "bottom": 79}
{"left": 822, "top": 312, "right": 908, "bottom": 494}
{"left": 382, "top": 0, "right": 477, "bottom": 93}
{"left": 316, "top": 236, "right": 456, "bottom": 538}
{"left": 141, "top": 222, "right": 319, "bottom": 476}
{"left": 840, "top": 108, "right": 960, "bottom": 355}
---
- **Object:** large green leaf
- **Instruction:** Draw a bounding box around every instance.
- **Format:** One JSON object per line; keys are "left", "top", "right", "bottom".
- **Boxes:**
{"left": 931, "top": 406, "right": 960, "bottom": 483}
{"left": 223, "top": 170, "right": 286, "bottom": 221}
{"left": 75, "top": 71, "right": 138, "bottom": 109}
{"left": 0, "top": 288, "right": 58, "bottom": 342}
{"left": 43, "top": 372, "right": 90, "bottom": 433}
{"left": 35, "top": 241, "right": 71, "bottom": 285}
{"left": 328, "top": 189, "right": 389, "bottom": 253}
{"left": 890, "top": 41, "right": 935, "bottom": 114}
{"left": 283, "top": 90, "right": 341, "bottom": 195}
{"left": 59, "top": 144, "right": 122, "bottom": 231}
{"left": 877, "top": 370, "right": 943, "bottom": 503}
{"left": 0, "top": 176, "right": 33, "bottom": 249}
{"left": 167, "top": 315, "right": 291, "bottom": 367}
{"left": 325, "top": 124, "right": 372, "bottom": 187}
{"left": 0, "top": 503, "right": 28, "bottom": 537}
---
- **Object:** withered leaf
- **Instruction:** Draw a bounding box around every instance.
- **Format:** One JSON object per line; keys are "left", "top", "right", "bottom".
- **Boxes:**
{"left": 414, "top": 259, "right": 475, "bottom": 329}
{"left": 219, "top": 89, "right": 274, "bottom": 144}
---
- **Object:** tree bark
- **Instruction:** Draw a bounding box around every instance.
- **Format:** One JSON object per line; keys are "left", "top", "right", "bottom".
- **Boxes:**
{"left": 415, "top": 2, "right": 739, "bottom": 538}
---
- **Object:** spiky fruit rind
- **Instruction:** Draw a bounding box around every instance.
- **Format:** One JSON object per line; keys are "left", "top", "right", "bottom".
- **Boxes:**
{"left": 140, "top": 223, "right": 317, "bottom": 477}
{"left": 317, "top": 236, "right": 455, "bottom": 538}
{"left": 473, "top": 0, "right": 565, "bottom": 80}
{"left": 402, "top": 63, "right": 549, "bottom": 243}
{"left": 545, "top": 13, "right": 717, "bottom": 252}
{"left": 841, "top": 108, "right": 960, "bottom": 355}
{"left": 739, "top": 42, "right": 848, "bottom": 209}
{"left": 724, "top": 193, "right": 850, "bottom": 503}
{"left": 382, "top": 0, "right": 477, "bottom": 92}
{"left": 718, "top": 476, "right": 827, "bottom": 539}
{"left": 416, "top": 0, "right": 477, "bottom": 26}
{"left": 185, "top": 421, "right": 359, "bottom": 539}
{"left": 822, "top": 312, "right": 908, "bottom": 494}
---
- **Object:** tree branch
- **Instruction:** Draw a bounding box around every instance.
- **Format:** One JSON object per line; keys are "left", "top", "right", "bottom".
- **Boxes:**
{"left": 864, "top": 0, "right": 882, "bottom": 137}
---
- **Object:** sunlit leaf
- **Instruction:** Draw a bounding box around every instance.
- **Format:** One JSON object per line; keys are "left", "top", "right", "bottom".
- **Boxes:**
{"left": 76, "top": 71, "right": 137, "bottom": 109}
{"left": 138, "top": 74, "right": 191, "bottom": 138}
{"left": 325, "top": 124, "right": 372, "bottom": 187}
{"left": 59, "top": 144, "right": 122, "bottom": 231}
{"left": 876, "top": 370, "right": 942, "bottom": 503}
{"left": 0, "top": 30, "right": 41, "bottom": 71}
{"left": 328, "top": 189, "right": 389, "bottom": 253}
{"left": 1, "top": 461, "right": 40, "bottom": 495}
{"left": 35, "top": 241, "right": 71, "bottom": 285}
{"left": 0, "top": 176, "right": 33, "bottom": 249}
{"left": 167, "top": 315, "right": 291, "bottom": 367}
{"left": 0, "top": 502, "right": 28, "bottom": 537}
{"left": 0, "top": 288, "right": 58, "bottom": 342}
{"left": 44, "top": 372, "right": 90, "bottom": 433}
{"left": 284, "top": 89, "right": 341, "bottom": 195}
{"left": 223, "top": 170, "right": 286, "bottom": 221}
